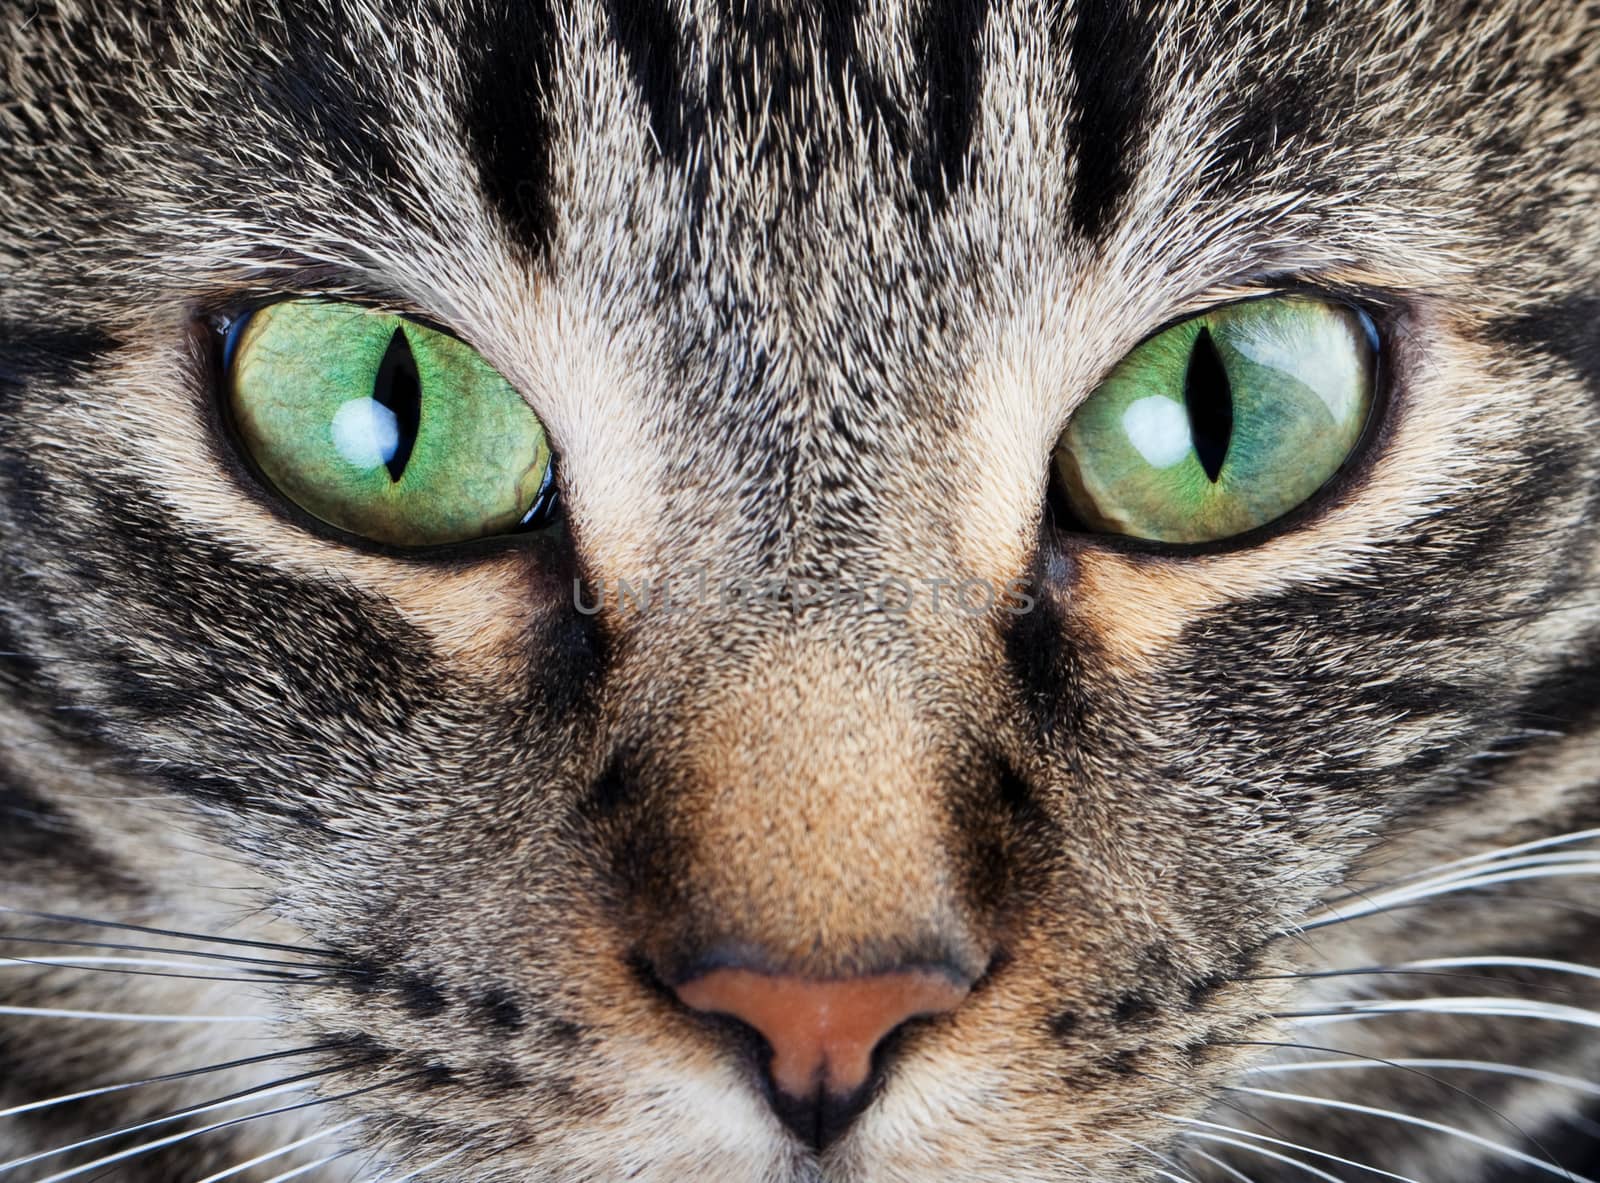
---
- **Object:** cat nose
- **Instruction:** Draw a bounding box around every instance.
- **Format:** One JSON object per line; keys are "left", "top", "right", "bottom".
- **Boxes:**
{"left": 673, "top": 962, "right": 974, "bottom": 1149}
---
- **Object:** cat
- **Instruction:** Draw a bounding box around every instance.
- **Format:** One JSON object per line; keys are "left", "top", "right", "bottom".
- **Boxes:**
{"left": 2, "top": 0, "right": 1599, "bottom": 1180}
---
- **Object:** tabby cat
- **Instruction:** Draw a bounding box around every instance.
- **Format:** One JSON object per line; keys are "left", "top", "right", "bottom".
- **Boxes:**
{"left": 2, "top": 0, "right": 1599, "bottom": 1179}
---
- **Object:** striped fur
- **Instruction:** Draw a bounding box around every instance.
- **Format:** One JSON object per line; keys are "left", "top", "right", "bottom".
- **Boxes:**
{"left": 2, "top": 0, "right": 1599, "bottom": 1179}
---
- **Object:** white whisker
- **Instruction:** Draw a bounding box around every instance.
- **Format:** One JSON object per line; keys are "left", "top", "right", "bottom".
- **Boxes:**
{"left": 1302, "top": 858, "right": 1600, "bottom": 930}
{"left": 0, "top": 954, "right": 321, "bottom": 982}
{"left": 0, "top": 933, "right": 345, "bottom": 972}
{"left": 1188, "top": 1146, "right": 1259, "bottom": 1183}
{"left": 9, "top": 1085, "right": 326, "bottom": 1182}
{"left": 1378, "top": 858, "right": 1600, "bottom": 897}
{"left": 0, "top": 1004, "right": 270, "bottom": 1023}
{"left": 18, "top": 1076, "right": 407, "bottom": 1183}
{"left": 1279, "top": 995, "right": 1600, "bottom": 1033}
{"left": 1402, "top": 955, "right": 1600, "bottom": 982}
{"left": 1233, "top": 1086, "right": 1595, "bottom": 1181}
{"left": 1386, "top": 828, "right": 1600, "bottom": 881}
{"left": 1105, "top": 1131, "right": 1202, "bottom": 1183}
{"left": 0, "top": 1068, "right": 342, "bottom": 1173}
{"left": 1166, "top": 1115, "right": 1423, "bottom": 1183}
{"left": 1244, "top": 1057, "right": 1600, "bottom": 1099}
{"left": 1179, "top": 1131, "right": 1345, "bottom": 1182}
{"left": 1, "top": 956, "right": 253, "bottom": 972}
{"left": 0, "top": 1042, "right": 342, "bottom": 1120}
{"left": 260, "top": 1150, "right": 354, "bottom": 1182}
{"left": 196, "top": 1117, "right": 365, "bottom": 1182}
{"left": 365, "top": 1143, "right": 473, "bottom": 1183}
{"left": 0, "top": 904, "right": 341, "bottom": 958}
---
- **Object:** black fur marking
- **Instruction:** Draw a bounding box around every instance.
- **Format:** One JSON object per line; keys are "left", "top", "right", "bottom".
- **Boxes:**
{"left": 523, "top": 596, "right": 607, "bottom": 723}
{"left": 0, "top": 324, "right": 116, "bottom": 408}
{"left": 262, "top": 14, "right": 416, "bottom": 206}
{"left": 1098, "top": 1047, "right": 1140, "bottom": 1076}
{"left": 1490, "top": 640, "right": 1600, "bottom": 758}
{"left": 0, "top": 610, "right": 47, "bottom": 706}
{"left": 1491, "top": 295, "right": 1600, "bottom": 403}
{"left": 420, "top": 1062, "right": 457, "bottom": 1087}
{"left": 586, "top": 750, "right": 639, "bottom": 819}
{"left": 481, "top": 1060, "right": 529, "bottom": 1092}
{"left": 481, "top": 987, "right": 527, "bottom": 1030}
{"left": 1047, "top": 1009, "right": 1080, "bottom": 1041}
{"left": 1111, "top": 991, "right": 1159, "bottom": 1025}
{"left": 995, "top": 764, "right": 1047, "bottom": 832}
{"left": 620, "top": 0, "right": 921, "bottom": 212}
{"left": 1184, "top": 974, "right": 1226, "bottom": 1012}
{"left": 576, "top": 750, "right": 696, "bottom": 930}
{"left": 397, "top": 973, "right": 450, "bottom": 1017}
{"left": 546, "top": 1018, "right": 584, "bottom": 1044}
{"left": 458, "top": 0, "right": 561, "bottom": 257}
{"left": 607, "top": 0, "right": 691, "bottom": 161}
{"left": 1062, "top": 0, "right": 1159, "bottom": 241}
{"left": 0, "top": 769, "right": 126, "bottom": 885}
{"left": 916, "top": 0, "right": 989, "bottom": 202}
{"left": 1205, "top": 68, "right": 1329, "bottom": 195}
{"left": 100, "top": 641, "right": 206, "bottom": 722}
{"left": 1003, "top": 582, "right": 1084, "bottom": 740}
{"left": 952, "top": 760, "right": 1061, "bottom": 918}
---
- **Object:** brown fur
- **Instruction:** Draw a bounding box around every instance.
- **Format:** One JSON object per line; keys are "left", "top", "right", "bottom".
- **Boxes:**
{"left": 2, "top": 0, "right": 1599, "bottom": 1179}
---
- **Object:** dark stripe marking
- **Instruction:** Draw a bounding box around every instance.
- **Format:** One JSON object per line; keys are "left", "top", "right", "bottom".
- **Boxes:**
{"left": 458, "top": 0, "right": 561, "bottom": 257}
{"left": 0, "top": 768, "right": 133, "bottom": 887}
{"left": 917, "top": 0, "right": 989, "bottom": 203}
{"left": 261, "top": 13, "right": 417, "bottom": 209}
{"left": 608, "top": 0, "right": 933, "bottom": 208}
{"left": 1062, "top": 0, "right": 1160, "bottom": 242}
{"left": 1491, "top": 295, "right": 1600, "bottom": 404}
{"left": 0, "top": 324, "right": 116, "bottom": 409}
{"left": 608, "top": 0, "right": 692, "bottom": 161}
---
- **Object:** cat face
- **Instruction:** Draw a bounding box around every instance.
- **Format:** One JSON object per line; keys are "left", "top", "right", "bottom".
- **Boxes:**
{"left": 2, "top": 1, "right": 1598, "bottom": 1180}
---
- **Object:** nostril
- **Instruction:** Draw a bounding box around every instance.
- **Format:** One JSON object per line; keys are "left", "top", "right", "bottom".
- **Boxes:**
{"left": 672, "top": 964, "right": 974, "bottom": 1149}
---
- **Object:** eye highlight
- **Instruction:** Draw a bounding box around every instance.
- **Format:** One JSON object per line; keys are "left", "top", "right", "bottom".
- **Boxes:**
{"left": 223, "top": 300, "right": 556, "bottom": 548}
{"left": 1053, "top": 295, "right": 1378, "bottom": 544}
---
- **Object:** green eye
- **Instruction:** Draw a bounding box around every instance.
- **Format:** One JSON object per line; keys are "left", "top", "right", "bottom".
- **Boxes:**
{"left": 225, "top": 301, "right": 554, "bottom": 547}
{"left": 1053, "top": 295, "right": 1377, "bottom": 544}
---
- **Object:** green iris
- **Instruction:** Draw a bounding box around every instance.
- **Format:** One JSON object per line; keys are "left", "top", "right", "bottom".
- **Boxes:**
{"left": 1054, "top": 295, "right": 1376, "bottom": 543}
{"left": 226, "top": 301, "right": 553, "bottom": 547}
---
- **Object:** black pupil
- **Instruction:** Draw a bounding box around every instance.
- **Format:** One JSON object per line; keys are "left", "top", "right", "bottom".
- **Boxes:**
{"left": 373, "top": 327, "right": 422, "bottom": 482}
{"left": 1184, "top": 326, "right": 1233, "bottom": 483}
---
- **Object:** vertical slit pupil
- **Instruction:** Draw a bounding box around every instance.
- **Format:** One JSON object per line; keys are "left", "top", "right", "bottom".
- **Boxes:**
{"left": 373, "top": 327, "right": 421, "bottom": 482}
{"left": 1184, "top": 326, "right": 1232, "bottom": 483}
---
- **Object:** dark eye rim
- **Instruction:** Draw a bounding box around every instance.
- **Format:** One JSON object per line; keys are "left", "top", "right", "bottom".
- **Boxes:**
{"left": 201, "top": 298, "right": 568, "bottom": 563}
{"left": 1044, "top": 288, "right": 1399, "bottom": 559}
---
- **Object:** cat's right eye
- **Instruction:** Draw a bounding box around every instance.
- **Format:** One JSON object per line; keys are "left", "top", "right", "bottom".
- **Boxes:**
{"left": 1052, "top": 294, "right": 1378, "bottom": 544}
{"left": 223, "top": 300, "right": 556, "bottom": 548}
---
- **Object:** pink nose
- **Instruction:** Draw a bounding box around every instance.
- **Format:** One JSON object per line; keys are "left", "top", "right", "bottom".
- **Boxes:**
{"left": 674, "top": 966, "right": 972, "bottom": 1101}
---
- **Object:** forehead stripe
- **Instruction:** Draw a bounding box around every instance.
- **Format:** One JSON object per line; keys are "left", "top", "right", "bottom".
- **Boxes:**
{"left": 458, "top": 0, "right": 561, "bottom": 258}
{"left": 1061, "top": 0, "right": 1160, "bottom": 242}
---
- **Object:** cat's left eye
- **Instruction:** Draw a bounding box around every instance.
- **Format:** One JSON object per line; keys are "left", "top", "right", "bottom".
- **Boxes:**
{"left": 1053, "top": 294, "right": 1378, "bottom": 544}
{"left": 223, "top": 300, "right": 555, "bottom": 548}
